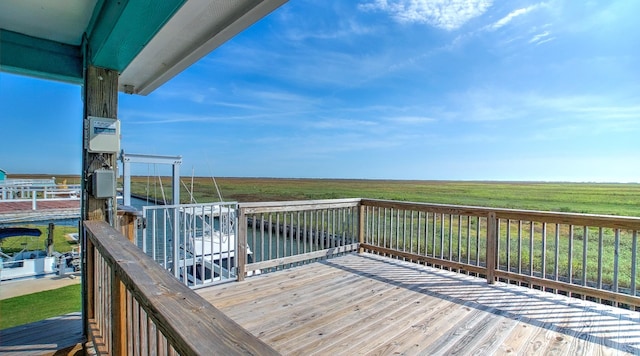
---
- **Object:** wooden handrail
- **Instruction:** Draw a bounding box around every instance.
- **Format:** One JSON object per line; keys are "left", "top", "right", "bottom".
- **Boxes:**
{"left": 360, "top": 199, "right": 640, "bottom": 230}
{"left": 360, "top": 199, "right": 640, "bottom": 308}
{"left": 84, "top": 220, "right": 277, "bottom": 355}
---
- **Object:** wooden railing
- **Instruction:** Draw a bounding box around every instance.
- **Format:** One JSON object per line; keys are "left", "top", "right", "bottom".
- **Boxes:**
{"left": 84, "top": 220, "right": 277, "bottom": 355}
{"left": 83, "top": 198, "right": 640, "bottom": 353}
{"left": 359, "top": 199, "right": 640, "bottom": 309}
{"left": 237, "top": 199, "right": 361, "bottom": 280}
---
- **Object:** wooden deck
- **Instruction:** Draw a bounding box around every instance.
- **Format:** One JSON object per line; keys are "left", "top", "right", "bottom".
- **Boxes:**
{"left": 0, "top": 312, "right": 84, "bottom": 355}
{"left": 198, "top": 253, "right": 640, "bottom": 355}
{"left": 0, "top": 200, "right": 79, "bottom": 223}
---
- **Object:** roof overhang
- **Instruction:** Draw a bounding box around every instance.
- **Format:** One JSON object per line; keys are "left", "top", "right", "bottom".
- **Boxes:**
{"left": 0, "top": 0, "right": 287, "bottom": 95}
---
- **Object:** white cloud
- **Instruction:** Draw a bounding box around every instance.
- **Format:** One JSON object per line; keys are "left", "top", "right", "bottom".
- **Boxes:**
{"left": 490, "top": 4, "right": 541, "bottom": 30}
{"left": 359, "top": 0, "right": 493, "bottom": 30}
{"left": 528, "top": 31, "right": 554, "bottom": 44}
{"left": 385, "top": 116, "right": 436, "bottom": 125}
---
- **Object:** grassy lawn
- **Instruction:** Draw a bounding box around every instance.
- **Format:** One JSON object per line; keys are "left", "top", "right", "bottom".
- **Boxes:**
{"left": 0, "top": 284, "right": 81, "bottom": 330}
{"left": 0, "top": 225, "right": 78, "bottom": 255}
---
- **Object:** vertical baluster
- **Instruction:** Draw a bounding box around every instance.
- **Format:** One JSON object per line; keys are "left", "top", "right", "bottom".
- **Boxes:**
{"left": 110, "top": 268, "right": 127, "bottom": 355}
{"left": 251, "top": 214, "right": 257, "bottom": 262}
{"left": 476, "top": 216, "right": 481, "bottom": 268}
{"left": 440, "top": 213, "right": 445, "bottom": 260}
{"left": 457, "top": 215, "right": 462, "bottom": 263}
{"left": 267, "top": 214, "right": 272, "bottom": 264}
{"left": 529, "top": 222, "right": 534, "bottom": 280}
{"left": 496, "top": 218, "right": 501, "bottom": 275}
{"left": 302, "top": 211, "right": 308, "bottom": 254}
{"left": 597, "top": 227, "right": 603, "bottom": 293}
{"left": 568, "top": 225, "right": 574, "bottom": 288}
{"left": 127, "top": 291, "right": 134, "bottom": 355}
{"left": 432, "top": 213, "right": 437, "bottom": 258}
{"left": 391, "top": 208, "right": 397, "bottom": 251}
{"left": 517, "top": 221, "right": 522, "bottom": 285}
{"left": 321, "top": 210, "right": 326, "bottom": 251}
{"left": 408, "top": 210, "right": 413, "bottom": 254}
{"left": 582, "top": 226, "right": 588, "bottom": 290}
{"left": 632, "top": 231, "right": 638, "bottom": 298}
{"left": 331, "top": 210, "right": 340, "bottom": 247}
{"left": 554, "top": 224, "right": 560, "bottom": 293}
{"left": 402, "top": 210, "right": 407, "bottom": 253}
{"left": 296, "top": 211, "right": 301, "bottom": 255}
{"left": 506, "top": 219, "right": 511, "bottom": 276}
{"left": 466, "top": 216, "right": 471, "bottom": 267}
{"left": 614, "top": 229, "right": 620, "bottom": 301}
{"left": 448, "top": 214, "right": 453, "bottom": 262}
{"left": 416, "top": 211, "right": 421, "bottom": 255}
{"left": 541, "top": 222, "right": 547, "bottom": 286}
{"left": 383, "top": 208, "right": 387, "bottom": 250}
{"left": 425, "top": 212, "right": 430, "bottom": 257}
{"left": 260, "top": 213, "right": 266, "bottom": 263}
{"left": 376, "top": 207, "right": 381, "bottom": 247}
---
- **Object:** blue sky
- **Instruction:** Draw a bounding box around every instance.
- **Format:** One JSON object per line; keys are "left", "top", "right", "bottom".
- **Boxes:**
{"left": 1, "top": 0, "right": 639, "bottom": 182}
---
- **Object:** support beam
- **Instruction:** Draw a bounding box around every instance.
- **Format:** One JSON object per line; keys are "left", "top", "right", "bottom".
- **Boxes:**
{"left": 87, "top": 0, "right": 185, "bottom": 72}
{"left": 0, "top": 29, "right": 82, "bottom": 84}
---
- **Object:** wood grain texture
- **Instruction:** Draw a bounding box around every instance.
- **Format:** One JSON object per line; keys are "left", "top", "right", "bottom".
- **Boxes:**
{"left": 200, "top": 252, "right": 640, "bottom": 355}
{"left": 84, "top": 220, "right": 277, "bottom": 355}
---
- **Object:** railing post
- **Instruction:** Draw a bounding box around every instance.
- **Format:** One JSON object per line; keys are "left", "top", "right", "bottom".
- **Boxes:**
{"left": 486, "top": 212, "right": 497, "bottom": 284}
{"left": 117, "top": 207, "right": 140, "bottom": 243}
{"left": 111, "top": 271, "right": 127, "bottom": 355}
{"left": 358, "top": 202, "right": 365, "bottom": 253}
{"left": 237, "top": 206, "right": 247, "bottom": 281}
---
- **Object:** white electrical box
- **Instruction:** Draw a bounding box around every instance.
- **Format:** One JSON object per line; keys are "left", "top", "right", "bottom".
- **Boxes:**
{"left": 92, "top": 169, "right": 116, "bottom": 198}
{"left": 87, "top": 116, "right": 120, "bottom": 153}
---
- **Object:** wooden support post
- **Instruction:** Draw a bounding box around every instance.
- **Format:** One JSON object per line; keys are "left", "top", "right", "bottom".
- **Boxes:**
{"left": 82, "top": 65, "right": 119, "bottom": 223}
{"left": 486, "top": 212, "right": 497, "bottom": 284}
{"left": 81, "top": 65, "right": 119, "bottom": 347}
{"left": 237, "top": 207, "right": 247, "bottom": 281}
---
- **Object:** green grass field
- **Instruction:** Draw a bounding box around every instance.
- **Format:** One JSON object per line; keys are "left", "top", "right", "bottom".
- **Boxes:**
{"left": 2, "top": 176, "right": 638, "bottom": 327}
{"left": 0, "top": 284, "right": 81, "bottom": 330}
{"left": 0, "top": 225, "right": 78, "bottom": 255}
{"left": 132, "top": 177, "right": 640, "bottom": 217}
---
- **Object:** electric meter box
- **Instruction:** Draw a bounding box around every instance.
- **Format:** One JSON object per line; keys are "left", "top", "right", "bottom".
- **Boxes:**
{"left": 87, "top": 116, "right": 120, "bottom": 153}
{"left": 92, "top": 169, "right": 116, "bottom": 198}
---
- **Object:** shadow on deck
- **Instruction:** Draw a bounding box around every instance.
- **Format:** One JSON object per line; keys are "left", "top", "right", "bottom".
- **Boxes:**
{"left": 0, "top": 312, "right": 84, "bottom": 356}
{"left": 199, "top": 253, "right": 640, "bottom": 355}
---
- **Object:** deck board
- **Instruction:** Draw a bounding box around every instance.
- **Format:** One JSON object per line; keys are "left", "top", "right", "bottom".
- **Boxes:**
{"left": 198, "top": 253, "right": 640, "bottom": 355}
{"left": 0, "top": 312, "right": 83, "bottom": 356}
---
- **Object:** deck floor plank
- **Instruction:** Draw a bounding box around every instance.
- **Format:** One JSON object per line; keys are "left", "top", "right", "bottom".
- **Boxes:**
{"left": 0, "top": 312, "right": 83, "bottom": 356}
{"left": 198, "top": 253, "right": 640, "bottom": 355}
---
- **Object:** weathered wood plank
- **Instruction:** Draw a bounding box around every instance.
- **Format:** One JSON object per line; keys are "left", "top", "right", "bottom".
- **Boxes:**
{"left": 198, "top": 252, "right": 640, "bottom": 355}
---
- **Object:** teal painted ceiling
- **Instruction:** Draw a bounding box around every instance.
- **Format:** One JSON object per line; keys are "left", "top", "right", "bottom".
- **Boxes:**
{"left": 0, "top": 0, "right": 287, "bottom": 95}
